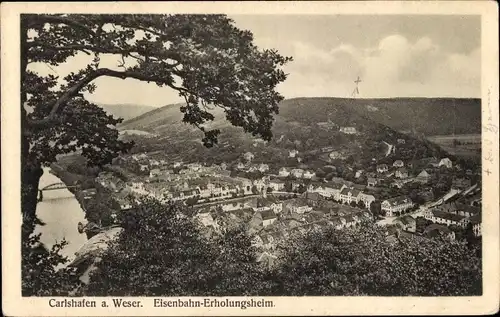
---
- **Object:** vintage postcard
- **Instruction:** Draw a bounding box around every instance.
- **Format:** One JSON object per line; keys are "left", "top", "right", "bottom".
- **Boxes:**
{"left": 1, "top": 1, "right": 499, "bottom": 316}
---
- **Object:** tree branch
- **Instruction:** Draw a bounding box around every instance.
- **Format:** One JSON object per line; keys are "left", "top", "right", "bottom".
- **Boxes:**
{"left": 27, "top": 68, "right": 189, "bottom": 127}
{"left": 27, "top": 42, "right": 182, "bottom": 66}
{"left": 25, "top": 14, "right": 96, "bottom": 36}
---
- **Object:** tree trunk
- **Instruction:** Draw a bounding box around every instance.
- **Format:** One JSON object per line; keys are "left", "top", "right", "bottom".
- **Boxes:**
{"left": 22, "top": 164, "right": 44, "bottom": 237}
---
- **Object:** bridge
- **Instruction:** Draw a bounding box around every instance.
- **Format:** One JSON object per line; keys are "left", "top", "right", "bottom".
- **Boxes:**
{"left": 38, "top": 182, "right": 80, "bottom": 202}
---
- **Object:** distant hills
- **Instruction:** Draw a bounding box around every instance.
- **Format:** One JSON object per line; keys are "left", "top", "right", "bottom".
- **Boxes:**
{"left": 117, "top": 97, "right": 481, "bottom": 137}
{"left": 99, "top": 103, "right": 157, "bottom": 121}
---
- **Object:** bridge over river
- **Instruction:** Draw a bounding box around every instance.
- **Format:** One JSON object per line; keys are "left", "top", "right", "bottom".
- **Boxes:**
{"left": 38, "top": 182, "right": 80, "bottom": 202}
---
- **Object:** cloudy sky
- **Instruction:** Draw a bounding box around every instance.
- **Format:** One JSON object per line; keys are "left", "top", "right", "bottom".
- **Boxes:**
{"left": 30, "top": 14, "right": 481, "bottom": 107}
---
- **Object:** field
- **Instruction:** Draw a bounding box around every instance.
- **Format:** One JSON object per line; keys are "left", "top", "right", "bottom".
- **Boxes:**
{"left": 426, "top": 134, "right": 481, "bottom": 159}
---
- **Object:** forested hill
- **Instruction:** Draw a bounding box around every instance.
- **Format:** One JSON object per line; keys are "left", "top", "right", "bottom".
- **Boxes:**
{"left": 277, "top": 97, "right": 481, "bottom": 136}
{"left": 118, "top": 97, "right": 481, "bottom": 137}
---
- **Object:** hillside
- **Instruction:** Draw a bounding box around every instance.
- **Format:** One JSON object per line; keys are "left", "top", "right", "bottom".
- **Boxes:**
{"left": 99, "top": 104, "right": 157, "bottom": 121}
{"left": 277, "top": 97, "right": 481, "bottom": 136}
{"left": 116, "top": 97, "right": 456, "bottom": 171}
{"left": 118, "top": 97, "right": 481, "bottom": 136}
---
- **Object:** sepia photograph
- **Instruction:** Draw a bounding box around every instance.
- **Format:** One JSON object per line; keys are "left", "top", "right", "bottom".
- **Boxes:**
{"left": 2, "top": 1, "right": 499, "bottom": 316}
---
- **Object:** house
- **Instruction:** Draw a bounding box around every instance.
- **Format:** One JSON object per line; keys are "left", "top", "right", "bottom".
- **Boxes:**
{"left": 268, "top": 180, "right": 285, "bottom": 191}
{"left": 278, "top": 167, "right": 290, "bottom": 177}
{"left": 173, "top": 161, "right": 183, "bottom": 168}
{"left": 392, "top": 178, "right": 413, "bottom": 189}
{"left": 339, "top": 188, "right": 361, "bottom": 204}
{"left": 139, "top": 164, "right": 149, "bottom": 172}
{"left": 262, "top": 209, "right": 278, "bottom": 227}
{"left": 397, "top": 138, "right": 406, "bottom": 144}
{"left": 394, "top": 215, "right": 416, "bottom": 233}
{"left": 355, "top": 170, "right": 364, "bottom": 179}
{"left": 303, "top": 170, "right": 315, "bottom": 179}
{"left": 470, "top": 213, "right": 482, "bottom": 237}
{"left": 367, "top": 177, "right": 378, "bottom": 187}
{"left": 329, "top": 151, "right": 344, "bottom": 160}
{"left": 393, "top": 160, "right": 404, "bottom": 168}
{"left": 187, "top": 163, "right": 202, "bottom": 172}
{"left": 149, "top": 168, "right": 161, "bottom": 178}
{"left": 321, "top": 146, "right": 335, "bottom": 153}
{"left": 284, "top": 199, "right": 312, "bottom": 214}
{"left": 415, "top": 170, "right": 431, "bottom": 184}
{"left": 424, "top": 224, "right": 455, "bottom": 242}
{"left": 258, "top": 163, "right": 269, "bottom": 173}
{"left": 381, "top": 196, "right": 414, "bottom": 217}
{"left": 426, "top": 210, "right": 470, "bottom": 228}
{"left": 270, "top": 201, "right": 283, "bottom": 214}
{"left": 304, "top": 192, "right": 324, "bottom": 207}
{"left": 395, "top": 167, "right": 409, "bottom": 179}
{"left": 289, "top": 149, "right": 299, "bottom": 158}
{"left": 253, "top": 178, "right": 267, "bottom": 192}
{"left": 358, "top": 193, "right": 376, "bottom": 207}
{"left": 150, "top": 159, "right": 160, "bottom": 167}
{"left": 339, "top": 126, "right": 357, "bottom": 134}
{"left": 439, "top": 158, "right": 453, "bottom": 169}
{"left": 439, "top": 201, "right": 480, "bottom": 218}
{"left": 243, "top": 152, "right": 255, "bottom": 162}
{"left": 377, "top": 164, "right": 389, "bottom": 173}
{"left": 290, "top": 168, "right": 304, "bottom": 178}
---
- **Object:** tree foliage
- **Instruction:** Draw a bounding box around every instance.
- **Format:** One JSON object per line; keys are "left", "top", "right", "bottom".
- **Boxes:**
{"left": 272, "top": 225, "right": 482, "bottom": 296}
{"left": 22, "top": 233, "right": 82, "bottom": 296}
{"left": 84, "top": 199, "right": 266, "bottom": 296}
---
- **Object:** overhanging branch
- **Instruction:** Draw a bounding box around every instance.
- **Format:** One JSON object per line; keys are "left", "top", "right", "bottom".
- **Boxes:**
{"left": 27, "top": 68, "right": 190, "bottom": 127}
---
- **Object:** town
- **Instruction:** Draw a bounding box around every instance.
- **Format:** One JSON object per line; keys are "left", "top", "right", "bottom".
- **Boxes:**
{"left": 66, "top": 135, "right": 482, "bottom": 268}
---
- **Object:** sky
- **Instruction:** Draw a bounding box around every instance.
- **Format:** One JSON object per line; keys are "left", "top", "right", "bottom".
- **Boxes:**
{"left": 29, "top": 14, "right": 481, "bottom": 107}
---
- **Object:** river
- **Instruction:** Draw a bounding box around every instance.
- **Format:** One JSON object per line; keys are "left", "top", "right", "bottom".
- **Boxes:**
{"left": 33, "top": 167, "right": 88, "bottom": 267}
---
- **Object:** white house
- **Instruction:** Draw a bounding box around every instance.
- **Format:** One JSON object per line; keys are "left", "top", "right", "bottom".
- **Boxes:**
{"left": 415, "top": 170, "right": 431, "bottom": 184}
{"left": 258, "top": 163, "right": 269, "bottom": 173}
{"left": 339, "top": 188, "right": 361, "bottom": 204}
{"left": 268, "top": 180, "right": 285, "bottom": 191}
{"left": 253, "top": 179, "right": 267, "bottom": 192}
{"left": 329, "top": 151, "right": 344, "bottom": 160}
{"left": 339, "top": 127, "right": 357, "bottom": 134}
{"left": 470, "top": 214, "right": 481, "bottom": 237}
{"left": 291, "top": 168, "right": 304, "bottom": 178}
{"left": 439, "top": 158, "right": 453, "bottom": 168}
{"left": 303, "top": 170, "right": 316, "bottom": 179}
{"left": 244, "top": 152, "right": 255, "bottom": 162}
{"left": 381, "top": 196, "right": 414, "bottom": 217}
{"left": 289, "top": 149, "right": 299, "bottom": 158}
{"left": 278, "top": 167, "right": 290, "bottom": 177}
{"left": 377, "top": 164, "right": 389, "bottom": 173}
{"left": 395, "top": 168, "right": 409, "bottom": 179}
{"left": 262, "top": 210, "right": 278, "bottom": 227}
{"left": 358, "top": 193, "right": 376, "bottom": 208}
{"left": 236, "top": 162, "right": 246, "bottom": 170}
{"left": 393, "top": 160, "right": 404, "bottom": 168}
{"left": 149, "top": 168, "right": 162, "bottom": 178}
{"left": 425, "top": 210, "right": 470, "bottom": 228}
